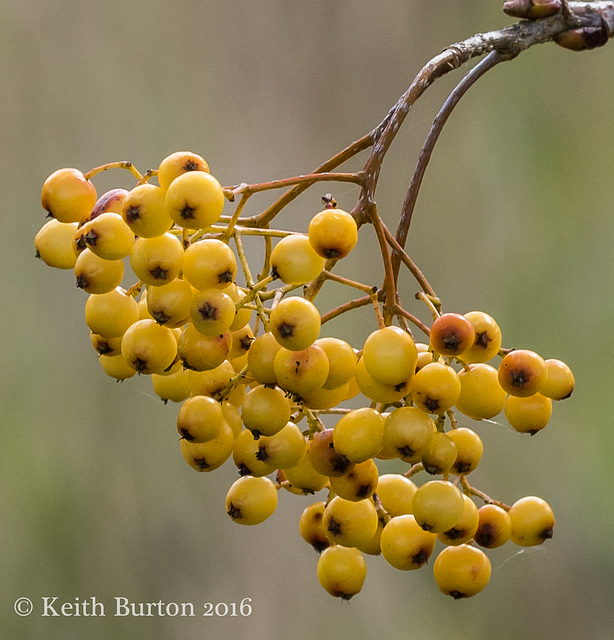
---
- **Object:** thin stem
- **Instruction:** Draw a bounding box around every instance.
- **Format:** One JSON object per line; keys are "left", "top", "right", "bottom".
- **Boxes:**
{"left": 230, "top": 171, "right": 364, "bottom": 198}
{"left": 381, "top": 223, "right": 436, "bottom": 298}
{"left": 392, "top": 50, "right": 512, "bottom": 281}
{"left": 84, "top": 161, "right": 143, "bottom": 181}
{"left": 320, "top": 293, "right": 375, "bottom": 325}
{"left": 461, "top": 477, "right": 510, "bottom": 510}
{"left": 391, "top": 304, "right": 431, "bottom": 337}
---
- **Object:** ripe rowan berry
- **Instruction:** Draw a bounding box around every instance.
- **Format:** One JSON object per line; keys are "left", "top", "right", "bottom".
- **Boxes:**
{"left": 157, "top": 151, "right": 210, "bottom": 190}
{"left": 165, "top": 171, "right": 225, "bottom": 229}
{"left": 317, "top": 546, "right": 367, "bottom": 600}
{"left": 498, "top": 349, "right": 547, "bottom": 397}
{"left": 269, "top": 297, "right": 321, "bottom": 351}
{"left": 433, "top": 544, "right": 491, "bottom": 598}
{"left": 35, "top": 219, "right": 79, "bottom": 269}
{"left": 308, "top": 208, "right": 358, "bottom": 259}
{"left": 41, "top": 167, "right": 97, "bottom": 223}
{"left": 509, "top": 496, "right": 555, "bottom": 546}
{"left": 225, "top": 476, "right": 278, "bottom": 525}
{"left": 362, "top": 325, "right": 417, "bottom": 387}
{"left": 429, "top": 313, "right": 475, "bottom": 357}
{"left": 122, "top": 184, "right": 174, "bottom": 238}
{"left": 380, "top": 514, "right": 436, "bottom": 570}
{"left": 270, "top": 234, "right": 325, "bottom": 285}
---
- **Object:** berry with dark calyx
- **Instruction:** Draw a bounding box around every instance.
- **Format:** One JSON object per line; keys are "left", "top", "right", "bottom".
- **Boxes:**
{"left": 269, "top": 297, "right": 321, "bottom": 351}
{"left": 308, "top": 207, "right": 358, "bottom": 259}
{"left": 35, "top": 219, "right": 79, "bottom": 269}
{"left": 157, "top": 151, "right": 210, "bottom": 190}
{"left": 322, "top": 495, "right": 379, "bottom": 548}
{"left": 225, "top": 475, "right": 278, "bottom": 525}
{"left": 299, "top": 502, "right": 331, "bottom": 552}
{"left": 380, "top": 514, "right": 437, "bottom": 570}
{"left": 328, "top": 458, "right": 379, "bottom": 502}
{"left": 121, "top": 184, "right": 173, "bottom": 238}
{"left": 498, "top": 349, "right": 547, "bottom": 397}
{"left": 429, "top": 312, "right": 475, "bottom": 358}
{"left": 462, "top": 311, "right": 502, "bottom": 363}
{"left": 509, "top": 496, "right": 555, "bottom": 546}
{"left": 540, "top": 358, "right": 575, "bottom": 400}
{"left": 308, "top": 428, "right": 354, "bottom": 478}
{"left": 270, "top": 234, "right": 325, "bottom": 285}
{"left": 273, "top": 344, "right": 329, "bottom": 397}
{"left": 474, "top": 504, "right": 512, "bottom": 549}
{"left": 317, "top": 546, "right": 367, "bottom": 600}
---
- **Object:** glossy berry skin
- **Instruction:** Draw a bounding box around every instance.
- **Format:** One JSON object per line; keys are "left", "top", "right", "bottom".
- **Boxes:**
{"left": 455, "top": 363, "right": 507, "bottom": 420}
{"left": 421, "top": 432, "right": 457, "bottom": 475}
{"left": 256, "top": 422, "right": 306, "bottom": 470}
{"left": 270, "top": 234, "right": 325, "bottom": 285}
{"left": 308, "top": 208, "right": 358, "bottom": 259}
{"left": 190, "top": 288, "right": 236, "bottom": 336}
{"left": 177, "top": 324, "right": 232, "bottom": 371}
{"left": 508, "top": 496, "right": 555, "bottom": 546}
{"left": 89, "top": 188, "right": 128, "bottom": 220}
{"left": 314, "top": 337, "right": 357, "bottom": 390}
{"left": 322, "top": 496, "right": 379, "bottom": 548}
{"left": 308, "top": 429, "right": 354, "bottom": 478}
{"left": 383, "top": 406, "right": 435, "bottom": 464}
{"left": 152, "top": 368, "right": 191, "bottom": 403}
{"left": 99, "top": 354, "right": 137, "bottom": 381}
{"left": 165, "top": 171, "right": 225, "bottom": 229}
{"left": 176, "top": 394, "right": 226, "bottom": 443}
{"left": 121, "top": 184, "right": 174, "bottom": 238}
{"left": 504, "top": 393, "right": 552, "bottom": 435}
{"left": 375, "top": 474, "right": 418, "bottom": 517}
{"left": 462, "top": 311, "right": 502, "bottom": 363}
{"left": 282, "top": 440, "right": 329, "bottom": 494}
{"left": 380, "top": 514, "right": 436, "bottom": 570}
{"left": 146, "top": 278, "right": 193, "bottom": 327}
{"left": 157, "top": 151, "right": 209, "bottom": 190}
{"left": 362, "top": 326, "right": 417, "bottom": 387}
{"left": 429, "top": 313, "right": 475, "bottom": 358}
{"left": 433, "top": 544, "right": 492, "bottom": 599}
{"left": 273, "top": 345, "right": 329, "bottom": 397}
{"left": 446, "top": 427, "right": 483, "bottom": 476}
{"left": 120, "top": 319, "right": 177, "bottom": 374}
{"left": 411, "top": 362, "right": 461, "bottom": 415}
{"left": 269, "top": 297, "right": 321, "bottom": 351}
{"left": 498, "top": 349, "right": 547, "bottom": 397}
{"left": 182, "top": 239, "right": 237, "bottom": 290}
{"left": 328, "top": 459, "right": 379, "bottom": 502}
{"left": 247, "top": 332, "right": 282, "bottom": 385}
{"left": 232, "top": 429, "right": 277, "bottom": 478}
{"left": 84, "top": 287, "right": 139, "bottom": 338}
{"left": 130, "top": 233, "right": 184, "bottom": 287}
{"left": 412, "top": 480, "right": 464, "bottom": 533}
{"left": 317, "top": 546, "right": 367, "bottom": 600}
{"left": 355, "top": 358, "right": 411, "bottom": 404}
{"left": 83, "top": 212, "right": 135, "bottom": 260}
{"left": 437, "top": 495, "right": 479, "bottom": 546}
{"left": 187, "top": 360, "right": 235, "bottom": 397}
{"left": 299, "top": 502, "right": 331, "bottom": 552}
{"left": 74, "top": 249, "right": 124, "bottom": 294}
{"left": 225, "top": 476, "right": 278, "bottom": 525}
{"left": 541, "top": 359, "right": 575, "bottom": 400}
{"left": 241, "top": 385, "right": 292, "bottom": 438}
{"left": 474, "top": 504, "right": 512, "bottom": 549}
{"left": 35, "top": 219, "right": 79, "bottom": 269}
{"left": 180, "top": 423, "right": 234, "bottom": 472}
{"left": 332, "top": 407, "right": 385, "bottom": 463}
{"left": 41, "top": 168, "right": 97, "bottom": 223}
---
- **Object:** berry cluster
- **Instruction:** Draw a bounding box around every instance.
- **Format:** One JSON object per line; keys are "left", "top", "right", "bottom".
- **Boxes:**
{"left": 35, "top": 151, "right": 573, "bottom": 601}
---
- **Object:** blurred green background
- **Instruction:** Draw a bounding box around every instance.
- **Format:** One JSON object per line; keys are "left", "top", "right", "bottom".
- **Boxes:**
{"left": 2, "top": 1, "right": 613, "bottom": 638}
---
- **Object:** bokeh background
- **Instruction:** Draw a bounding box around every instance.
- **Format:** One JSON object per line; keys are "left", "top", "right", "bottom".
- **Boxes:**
{"left": 2, "top": 1, "right": 613, "bottom": 638}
